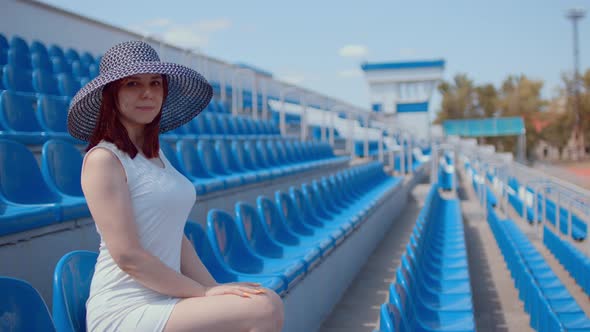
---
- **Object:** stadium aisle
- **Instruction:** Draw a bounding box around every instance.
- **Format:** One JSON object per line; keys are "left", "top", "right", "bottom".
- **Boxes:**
{"left": 319, "top": 182, "right": 429, "bottom": 332}
{"left": 458, "top": 172, "right": 533, "bottom": 332}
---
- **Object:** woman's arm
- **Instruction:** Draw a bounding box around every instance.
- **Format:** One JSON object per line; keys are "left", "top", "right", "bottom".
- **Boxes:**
{"left": 180, "top": 235, "right": 218, "bottom": 287}
{"left": 82, "top": 148, "right": 207, "bottom": 298}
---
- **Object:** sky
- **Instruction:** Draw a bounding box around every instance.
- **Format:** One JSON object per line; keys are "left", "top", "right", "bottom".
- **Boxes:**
{"left": 39, "top": 0, "right": 590, "bottom": 113}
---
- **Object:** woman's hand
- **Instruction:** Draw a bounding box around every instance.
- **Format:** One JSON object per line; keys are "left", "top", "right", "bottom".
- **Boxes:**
{"left": 204, "top": 282, "right": 266, "bottom": 298}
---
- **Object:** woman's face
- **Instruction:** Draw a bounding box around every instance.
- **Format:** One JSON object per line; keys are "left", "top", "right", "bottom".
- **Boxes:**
{"left": 116, "top": 73, "right": 164, "bottom": 128}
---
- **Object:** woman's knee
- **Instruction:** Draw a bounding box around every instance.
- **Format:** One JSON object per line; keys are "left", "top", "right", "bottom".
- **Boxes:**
{"left": 254, "top": 289, "right": 284, "bottom": 323}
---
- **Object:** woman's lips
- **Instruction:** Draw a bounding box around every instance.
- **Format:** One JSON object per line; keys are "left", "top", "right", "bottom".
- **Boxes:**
{"left": 136, "top": 106, "right": 155, "bottom": 112}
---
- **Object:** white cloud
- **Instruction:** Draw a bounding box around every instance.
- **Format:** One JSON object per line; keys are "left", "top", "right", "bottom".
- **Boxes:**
{"left": 128, "top": 18, "right": 232, "bottom": 49}
{"left": 338, "top": 69, "right": 363, "bottom": 78}
{"left": 338, "top": 44, "right": 368, "bottom": 58}
{"left": 278, "top": 74, "right": 305, "bottom": 85}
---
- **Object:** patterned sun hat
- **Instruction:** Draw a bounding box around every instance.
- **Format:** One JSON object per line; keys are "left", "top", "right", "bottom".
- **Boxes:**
{"left": 67, "top": 40, "right": 212, "bottom": 141}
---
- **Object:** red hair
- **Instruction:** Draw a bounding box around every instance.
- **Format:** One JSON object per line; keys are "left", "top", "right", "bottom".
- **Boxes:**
{"left": 86, "top": 75, "right": 169, "bottom": 158}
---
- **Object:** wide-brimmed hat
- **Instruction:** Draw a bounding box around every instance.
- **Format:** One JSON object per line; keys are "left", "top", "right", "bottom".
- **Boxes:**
{"left": 67, "top": 40, "right": 212, "bottom": 141}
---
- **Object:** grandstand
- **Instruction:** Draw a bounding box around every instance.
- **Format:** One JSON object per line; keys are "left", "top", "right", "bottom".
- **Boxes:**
{"left": 2, "top": 2, "right": 590, "bottom": 332}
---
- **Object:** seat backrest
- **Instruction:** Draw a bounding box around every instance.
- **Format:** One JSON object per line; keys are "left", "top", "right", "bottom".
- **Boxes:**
{"left": 206, "top": 209, "right": 262, "bottom": 273}
{"left": 184, "top": 221, "right": 235, "bottom": 283}
{"left": 51, "top": 57, "right": 71, "bottom": 74}
{"left": 57, "top": 73, "right": 81, "bottom": 97}
{"left": 0, "top": 276, "right": 56, "bottom": 332}
{"left": 64, "top": 48, "right": 80, "bottom": 64}
{"left": 71, "top": 61, "right": 89, "bottom": 78}
{"left": 2, "top": 65, "right": 34, "bottom": 93}
{"left": 33, "top": 69, "right": 60, "bottom": 95}
{"left": 0, "top": 139, "right": 60, "bottom": 204}
{"left": 42, "top": 139, "right": 84, "bottom": 196}
{"left": 0, "top": 33, "right": 8, "bottom": 51}
{"left": 80, "top": 52, "right": 95, "bottom": 67}
{"left": 0, "top": 90, "right": 42, "bottom": 132}
{"left": 256, "top": 196, "right": 299, "bottom": 245}
{"left": 197, "top": 140, "right": 226, "bottom": 175}
{"left": 176, "top": 139, "right": 213, "bottom": 179}
{"left": 254, "top": 140, "right": 272, "bottom": 168}
{"left": 48, "top": 44, "right": 65, "bottom": 59}
{"left": 231, "top": 140, "right": 256, "bottom": 171}
{"left": 52, "top": 250, "right": 97, "bottom": 332}
{"left": 275, "top": 191, "right": 312, "bottom": 235}
{"left": 159, "top": 139, "right": 182, "bottom": 171}
{"left": 204, "top": 113, "right": 220, "bottom": 134}
{"left": 215, "top": 139, "right": 240, "bottom": 173}
{"left": 233, "top": 117, "right": 247, "bottom": 135}
{"left": 7, "top": 48, "right": 32, "bottom": 69}
{"left": 31, "top": 53, "right": 53, "bottom": 72}
{"left": 235, "top": 202, "right": 284, "bottom": 258}
{"left": 10, "top": 36, "right": 30, "bottom": 54}
{"left": 194, "top": 112, "right": 210, "bottom": 134}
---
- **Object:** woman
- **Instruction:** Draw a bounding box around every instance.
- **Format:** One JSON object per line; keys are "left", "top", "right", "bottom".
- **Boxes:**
{"left": 68, "top": 41, "right": 284, "bottom": 332}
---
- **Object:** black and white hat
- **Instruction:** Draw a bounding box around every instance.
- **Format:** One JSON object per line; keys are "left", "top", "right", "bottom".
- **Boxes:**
{"left": 67, "top": 40, "right": 212, "bottom": 141}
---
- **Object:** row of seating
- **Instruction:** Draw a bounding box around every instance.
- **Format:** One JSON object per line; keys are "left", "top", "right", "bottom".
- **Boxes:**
{"left": 438, "top": 152, "right": 455, "bottom": 191}
{"left": 0, "top": 90, "right": 279, "bottom": 144}
{"left": 0, "top": 34, "right": 98, "bottom": 76}
{"left": 1, "top": 161, "right": 402, "bottom": 332}
{"left": 543, "top": 226, "right": 590, "bottom": 298}
{"left": 463, "top": 160, "right": 498, "bottom": 207}
{"left": 0, "top": 137, "right": 346, "bottom": 236}
{"left": 487, "top": 203, "right": 590, "bottom": 331}
{"left": 505, "top": 176, "right": 587, "bottom": 240}
{"left": 378, "top": 183, "right": 476, "bottom": 332}
{"left": 1, "top": 64, "right": 93, "bottom": 97}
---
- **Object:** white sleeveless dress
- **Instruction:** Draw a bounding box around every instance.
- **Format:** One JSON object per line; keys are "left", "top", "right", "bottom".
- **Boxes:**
{"left": 85, "top": 141, "right": 196, "bottom": 332}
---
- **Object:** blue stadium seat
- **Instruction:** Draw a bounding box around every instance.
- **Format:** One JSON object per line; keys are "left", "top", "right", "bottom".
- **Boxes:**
{"left": 159, "top": 139, "right": 182, "bottom": 171}
{"left": 243, "top": 140, "right": 280, "bottom": 178}
{"left": 207, "top": 209, "right": 305, "bottom": 288}
{"left": 2, "top": 64, "right": 34, "bottom": 93}
{"left": 80, "top": 52, "right": 95, "bottom": 67}
{"left": 10, "top": 35, "right": 30, "bottom": 54}
{"left": 65, "top": 48, "right": 80, "bottom": 64}
{"left": 215, "top": 139, "right": 257, "bottom": 184}
{"left": 257, "top": 196, "right": 333, "bottom": 256}
{"left": 30, "top": 40, "right": 49, "bottom": 58}
{"left": 71, "top": 61, "right": 89, "bottom": 78}
{"left": 88, "top": 64, "right": 99, "bottom": 78}
{"left": 235, "top": 202, "right": 322, "bottom": 271}
{"left": 184, "top": 221, "right": 286, "bottom": 294}
{"left": 0, "top": 90, "right": 47, "bottom": 144}
{"left": 290, "top": 186, "right": 351, "bottom": 238}
{"left": 7, "top": 48, "right": 32, "bottom": 69}
{"left": 0, "top": 33, "right": 8, "bottom": 52}
{"left": 37, "top": 94, "right": 82, "bottom": 142}
{"left": 175, "top": 139, "right": 223, "bottom": 194}
{"left": 41, "top": 139, "right": 84, "bottom": 197}
{"left": 51, "top": 57, "right": 71, "bottom": 74}
{"left": 48, "top": 44, "right": 65, "bottom": 60}
{"left": 231, "top": 140, "right": 272, "bottom": 181}
{"left": 197, "top": 140, "right": 242, "bottom": 188}
{"left": 0, "top": 139, "right": 89, "bottom": 223}
{"left": 33, "top": 69, "right": 60, "bottom": 95}
{"left": 31, "top": 52, "right": 53, "bottom": 72}
{"left": 0, "top": 276, "right": 56, "bottom": 332}
{"left": 57, "top": 73, "right": 82, "bottom": 97}
{"left": 52, "top": 250, "right": 97, "bottom": 332}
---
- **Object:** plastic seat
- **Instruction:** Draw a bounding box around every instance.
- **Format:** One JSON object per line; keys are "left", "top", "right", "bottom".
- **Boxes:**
{"left": 0, "top": 276, "right": 56, "bottom": 332}
{"left": 33, "top": 69, "right": 60, "bottom": 95}
{"left": 0, "top": 90, "right": 48, "bottom": 144}
{"left": 2, "top": 64, "right": 34, "bottom": 93}
{"left": 215, "top": 139, "right": 257, "bottom": 184}
{"left": 184, "top": 221, "right": 286, "bottom": 295}
{"left": 207, "top": 209, "right": 305, "bottom": 288}
{"left": 52, "top": 250, "right": 97, "bottom": 332}
{"left": 0, "top": 33, "right": 8, "bottom": 51}
{"left": 0, "top": 139, "right": 89, "bottom": 222}
{"left": 41, "top": 139, "right": 84, "bottom": 197}
{"left": 244, "top": 140, "right": 281, "bottom": 178}
{"left": 71, "top": 61, "right": 89, "bottom": 78}
{"left": 257, "top": 196, "right": 332, "bottom": 256}
{"left": 65, "top": 48, "right": 81, "bottom": 64}
{"left": 7, "top": 49, "right": 32, "bottom": 70}
{"left": 48, "top": 44, "right": 65, "bottom": 60}
{"left": 80, "top": 52, "right": 95, "bottom": 67}
{"left": 175, "top": 139, "right": 223, "bottom": 194}
{"left": 198, "top": 140, "right": 242, "bottom": 189}
{"left": 30, "top": 40, "right": 49, "bottom": 58}
{"left": 51, "top": 57, "right": 71, "bottom": 74}
{"left": 37, "top": 94, "right": 82, "bottom": 141}
{"left": 31, "top": 52, "right": 53, "bottom": 72}
{"left": 57, "top": 73, "right": 82, "bottom": 97}
{"left": 231, "top": 140, "right": 271, "bottom": 181}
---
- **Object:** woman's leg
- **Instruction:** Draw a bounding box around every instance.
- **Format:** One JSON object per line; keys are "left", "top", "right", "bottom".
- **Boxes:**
{"left": 163, "top": 288, "right": 284, "bottom": 332}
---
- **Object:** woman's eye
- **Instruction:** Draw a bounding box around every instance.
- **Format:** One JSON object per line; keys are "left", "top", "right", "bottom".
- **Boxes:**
{"left": 126, "top": 81, "right": 138, "bottom": 87}
{"left": 152, "top": 80, "right": 162, "bottom": 86}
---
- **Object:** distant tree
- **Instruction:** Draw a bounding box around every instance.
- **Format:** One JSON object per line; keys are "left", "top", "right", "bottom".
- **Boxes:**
{"left": 435, "top": 74, "right": 477, "bottom": 123}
